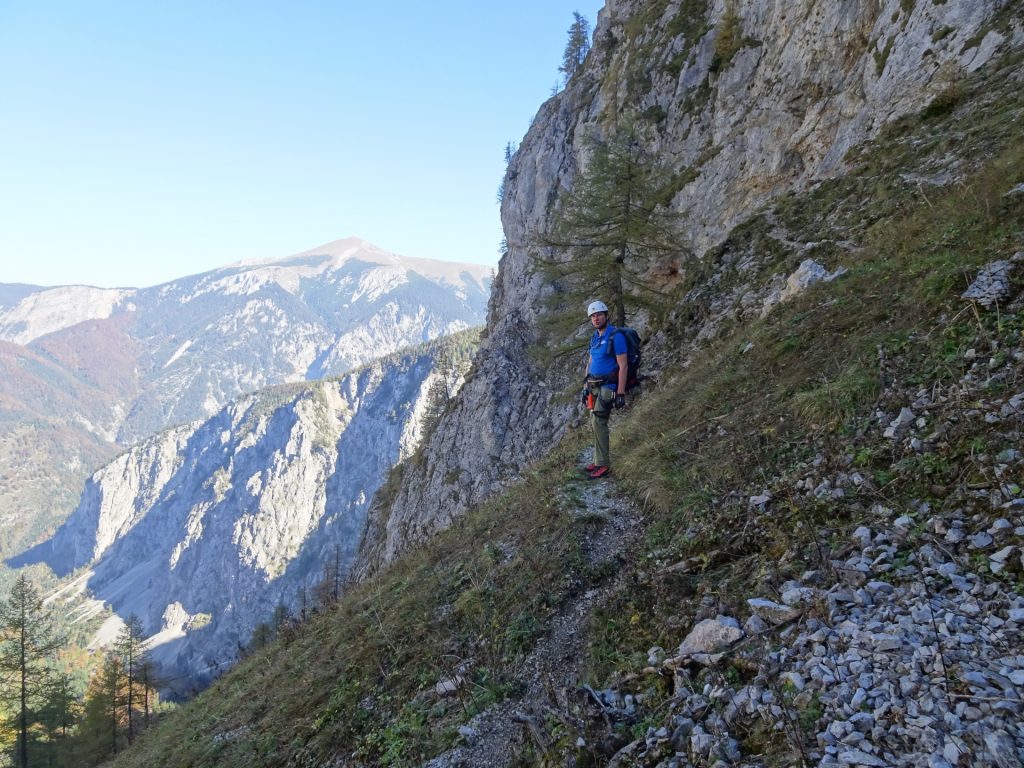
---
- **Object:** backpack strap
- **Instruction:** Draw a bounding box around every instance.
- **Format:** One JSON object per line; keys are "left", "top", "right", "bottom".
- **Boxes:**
{"left": 606, "top": 327, "right": 624, "bottom": 385}
{"left": 605, "top": 326, "right": 620, "bottom": 356}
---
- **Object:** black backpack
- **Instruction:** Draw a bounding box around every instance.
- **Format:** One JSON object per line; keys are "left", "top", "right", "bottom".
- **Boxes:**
{"left": 606, "top": 326, "right": 643, "bottom": 392}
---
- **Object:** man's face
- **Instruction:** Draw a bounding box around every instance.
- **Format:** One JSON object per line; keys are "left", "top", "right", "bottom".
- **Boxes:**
{"left": 590, "top": 311, "right": 608, "bottom": 330}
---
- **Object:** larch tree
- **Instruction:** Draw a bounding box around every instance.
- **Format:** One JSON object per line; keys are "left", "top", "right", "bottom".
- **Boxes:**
{"left": 534, "top": 115, "right": 682, "bottom": 351}
{"left": 247, "top": 622, "right": 273, "bottom": 653}
{"left": 0, "top": 574, "right": 65, "bottom": 768}
{"left": 419, "top": 375, "right": 451, "bottom": 441}
{"left": 137, "top": 658, "right": 159, "bottom": 729}
{"left": 99, "top": 652, "right": 122, "bottom": 757}
{"left": 330, "top": 544, "right": 344, "bottom": 602}
{"left": 76, "top": 653, "right": 123, "bottom": 764}
{"left": 40, "top": 672, "right": 75, "bottom": 738}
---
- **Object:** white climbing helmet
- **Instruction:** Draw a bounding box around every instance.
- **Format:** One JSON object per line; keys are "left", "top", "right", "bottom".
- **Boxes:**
{"left": 587, "top": 300, "right": 609, "bottom": 316}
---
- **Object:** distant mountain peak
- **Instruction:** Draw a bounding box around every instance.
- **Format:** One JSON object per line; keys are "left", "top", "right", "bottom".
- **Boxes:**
{"left": 0, "top": 239, "right": 492, "bottom": 345}
{"left": 249, "top": 236, "right": 494, "bottom": 291}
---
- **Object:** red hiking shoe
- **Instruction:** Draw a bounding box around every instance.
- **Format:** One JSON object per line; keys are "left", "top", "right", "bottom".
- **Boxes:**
{"left": 582, "top": 463, "right": 598, "bottom": 472}
{"left": 588, "top": 466, "right": 611, "bottom": 479}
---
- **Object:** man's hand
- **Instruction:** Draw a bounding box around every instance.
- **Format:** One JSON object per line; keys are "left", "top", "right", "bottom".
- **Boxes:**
{"left": 614, "top": 394, "right": 625, "bottom": 410}
{"left": 581, "top": 387, "right": 590, "bottom": 407}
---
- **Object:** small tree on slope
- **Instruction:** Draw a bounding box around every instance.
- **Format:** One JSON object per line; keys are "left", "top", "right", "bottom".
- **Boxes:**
{"left": 0, "top": 574, "right": 65, "bottom": 768}
{"left": 114, "top": 615, "right": 150, "bottom": 745}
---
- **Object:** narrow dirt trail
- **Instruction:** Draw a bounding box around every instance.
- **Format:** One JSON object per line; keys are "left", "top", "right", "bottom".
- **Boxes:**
{"left": 422, "top": 459, "right": 643, "bottom": 767}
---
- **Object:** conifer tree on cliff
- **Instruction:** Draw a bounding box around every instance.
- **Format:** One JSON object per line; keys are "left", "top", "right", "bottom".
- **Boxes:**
{"left": 559, "top": 11, "right": 591, "bottom": 84}
{"left": 0, "top": 574, "right": 65, "bottom": 768}
{"left": 535, "top": 115, "right": 681, "bottom": 349}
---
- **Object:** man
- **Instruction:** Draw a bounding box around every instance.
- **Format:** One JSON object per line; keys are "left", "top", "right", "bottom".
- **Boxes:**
{"left": 581, "top": 300, "right": 627, "bottom": 479}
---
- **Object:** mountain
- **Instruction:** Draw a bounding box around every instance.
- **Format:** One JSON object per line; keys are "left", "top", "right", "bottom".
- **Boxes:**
{"left": 112, "top": 237, "right": 490, "bottom": 441}
{"left": 17, "top": 2, "right": 1024, "bottom": 767}
{"left": 0, "top": 237, "right": 491, "bottom": 440}
{"left": 13, "top": 332, "right": 476, "bottom": 690}
{"left": 0, "top": 238, "right": 491, "bottom": 560}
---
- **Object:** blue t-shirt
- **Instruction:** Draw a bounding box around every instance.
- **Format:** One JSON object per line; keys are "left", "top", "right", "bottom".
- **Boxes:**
{"left": 588, "top": 326, "right": 627, "bottom": 385}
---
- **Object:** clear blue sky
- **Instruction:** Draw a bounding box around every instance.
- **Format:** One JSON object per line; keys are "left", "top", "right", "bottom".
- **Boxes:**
{"left": 0, "top": 1, "right": 604, "bottom": 288}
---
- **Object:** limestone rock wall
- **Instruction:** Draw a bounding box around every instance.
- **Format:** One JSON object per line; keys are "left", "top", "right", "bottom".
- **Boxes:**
{"left": 28, "top": 347, "right": 444, "bottom": 686}
{"left": 356, "top": 0, "right": 1021, "bottom": 572}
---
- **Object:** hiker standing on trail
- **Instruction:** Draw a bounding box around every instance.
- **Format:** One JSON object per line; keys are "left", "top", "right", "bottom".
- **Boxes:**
{"left": 581, "top": 300, "right": 627, "bottom": 479}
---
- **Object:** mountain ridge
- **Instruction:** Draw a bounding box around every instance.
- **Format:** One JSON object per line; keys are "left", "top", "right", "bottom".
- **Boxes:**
{"left": 0, "top": 236, "right": 492, "bottom": 346}
{"left": 0, "top": 238, "right": 491, "bottom": 569}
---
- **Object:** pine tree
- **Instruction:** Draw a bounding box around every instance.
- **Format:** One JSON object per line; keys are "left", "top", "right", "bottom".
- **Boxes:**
{"left": 497, "top": 141, "right": 517, "bottom": 204}
{"left": 36, "top": 671, "right": 77, "bottom": 767}
{"left": 114, "top": 616, "right": 149, "bottom": 744}
{"left": 0, "top": 574, "right": 65, "bottom": 768}
{"left": 559, "top": 11, "right": 591, "bottom": 85}
{"left": 535, "top": 116, "right": 682, "bottom": 350}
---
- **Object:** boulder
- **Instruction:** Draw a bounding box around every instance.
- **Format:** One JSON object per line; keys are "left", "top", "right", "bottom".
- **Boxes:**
{"left": 677, "top": 616, "right": 744, "bottom": 657}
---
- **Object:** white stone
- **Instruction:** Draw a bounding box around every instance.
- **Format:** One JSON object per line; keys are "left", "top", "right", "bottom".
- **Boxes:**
{"left": 988, "top": 518, "right": 1013, "bottom": 534}
{"left": 874, "top": 634, "right": 902, "bottom": 652}
{"left": 748, "top": 598, "right": 801, "bottom": 625}
{"left": 778, "top": 259, "right": 848, "bottom": 304}
{"left": 837, "top": 749, "right": 887, "bottom": 767}
{"left": 436, "top": 675, "right": 464, "bottom": 700}
{"left": 678, "top": 617, "right": 744, "bottom": 657}
{"left": 781, "top": 587, "right": 815, "bottom": 607}
{"left": 744, "top": 613, "right": 770, "bottom": 635}
{"left": 983, "top": 730, "right": 1020, "bottom": 768}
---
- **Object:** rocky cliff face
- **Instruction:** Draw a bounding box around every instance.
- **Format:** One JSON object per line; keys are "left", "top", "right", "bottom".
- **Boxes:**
{"left": 357, "top": 0, "right": 1022, "bottom": 571}
{"left": 17, "top": 340, "right": 466, "bottom": 686}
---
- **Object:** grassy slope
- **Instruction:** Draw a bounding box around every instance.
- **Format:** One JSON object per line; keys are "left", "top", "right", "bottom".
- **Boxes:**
{"left": 103, "top": 52, "right": 1024, "bottom": 768}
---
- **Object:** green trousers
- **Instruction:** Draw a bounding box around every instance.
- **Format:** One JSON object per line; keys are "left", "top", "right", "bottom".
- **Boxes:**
{"left": 588, "top": 383, "right": 615, "bottom": 467}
